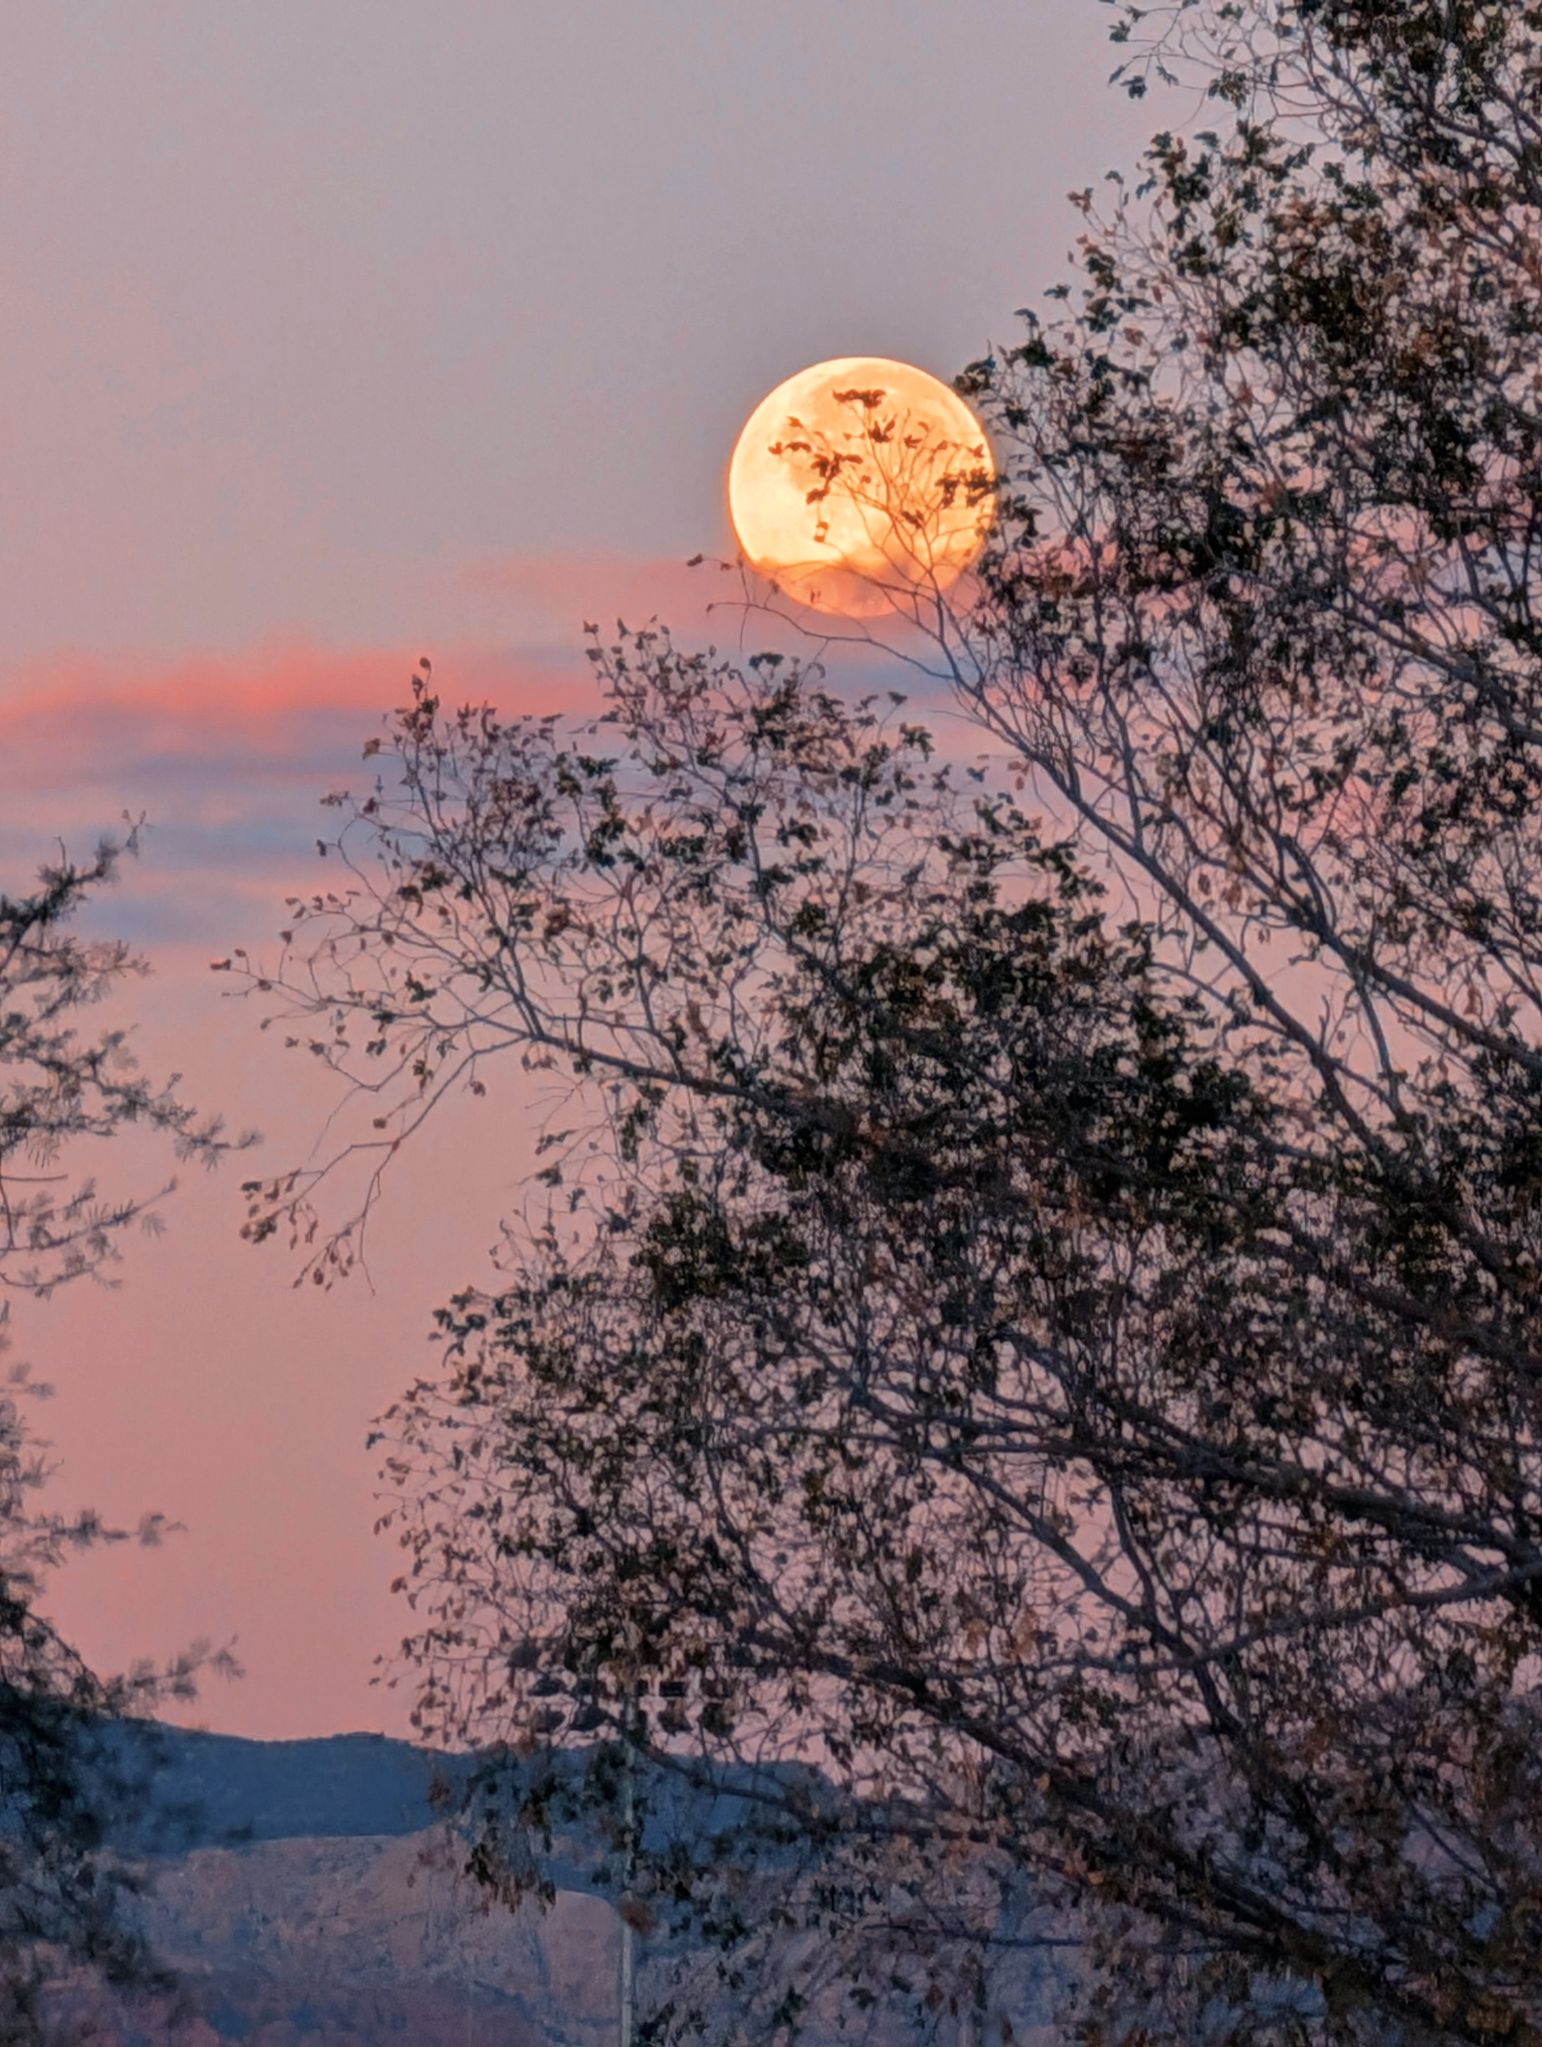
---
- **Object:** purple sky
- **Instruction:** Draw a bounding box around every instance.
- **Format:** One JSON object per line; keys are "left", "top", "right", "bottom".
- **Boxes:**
{"left": 4, "top": 3, "right": 1151, "bottom": 1739}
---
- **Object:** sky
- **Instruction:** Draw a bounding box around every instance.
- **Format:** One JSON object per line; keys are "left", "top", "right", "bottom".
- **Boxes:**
{"left": 4, "top": 3, "right": 1152, "bottom": 1741}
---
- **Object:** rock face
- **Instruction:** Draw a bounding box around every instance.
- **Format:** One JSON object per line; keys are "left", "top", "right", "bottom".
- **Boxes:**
{"left": 64, "top": 1829, "right": 622, "bottom": 2045}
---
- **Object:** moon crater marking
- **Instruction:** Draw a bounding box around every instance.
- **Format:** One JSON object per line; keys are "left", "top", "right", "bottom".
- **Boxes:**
{"left": 727, "top": 355, "right": 996, "bottom": 618}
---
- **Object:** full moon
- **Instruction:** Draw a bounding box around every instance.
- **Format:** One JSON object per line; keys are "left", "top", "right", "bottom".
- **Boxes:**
{"left": 727, "top": 356, "right": 995, "bottom": 617}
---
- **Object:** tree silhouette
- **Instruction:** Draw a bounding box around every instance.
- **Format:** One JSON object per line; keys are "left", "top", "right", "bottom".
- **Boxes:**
{"left": 242, "top": 3, "right": 1542, "bottom": 2039}
{"left": 1, "top": 836, "right": 240, "bottom": 2041}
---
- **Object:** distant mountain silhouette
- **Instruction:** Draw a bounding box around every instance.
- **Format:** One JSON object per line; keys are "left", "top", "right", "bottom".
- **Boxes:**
{"left": 47, "top": 1725, "right": 1065, "bottom": 2045}
{"left": 114, "top": 1725, "right": 472, "bottom": 1851}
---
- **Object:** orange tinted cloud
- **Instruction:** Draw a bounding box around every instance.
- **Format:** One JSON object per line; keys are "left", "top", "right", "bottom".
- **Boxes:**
{"left": 0, "top": 640, "right": 596, "bottom": 792}
{"left": 0, "top": 638, "right": 605, "bottom": 952}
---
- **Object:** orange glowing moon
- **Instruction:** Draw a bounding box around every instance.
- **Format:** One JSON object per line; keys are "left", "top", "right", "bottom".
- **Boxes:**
{"left": 727, "top": 356, "right": 995, "bottom": 617}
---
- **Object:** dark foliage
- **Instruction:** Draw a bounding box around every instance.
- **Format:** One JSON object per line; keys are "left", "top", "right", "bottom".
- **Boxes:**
{"left": 0, "top": 838, "right": 239, "bottom": 2040}
{"left": 243, "top": 3, "right": 1542, "bottom": 2040}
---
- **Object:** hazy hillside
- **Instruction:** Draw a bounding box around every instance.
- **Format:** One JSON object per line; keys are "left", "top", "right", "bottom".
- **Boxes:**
{"left": 47, "top": 1727, "right": 1063, "bottom": 2045}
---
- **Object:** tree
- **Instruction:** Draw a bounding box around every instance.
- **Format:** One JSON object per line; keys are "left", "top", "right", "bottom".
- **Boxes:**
{"left": 240, "top": 3, "right": 1542, "bottom": 2039}
{"left": 0, "top": 836, "right": 239, "bottom": 2041}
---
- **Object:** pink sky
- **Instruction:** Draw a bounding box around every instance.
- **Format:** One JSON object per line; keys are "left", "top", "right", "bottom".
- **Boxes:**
{"left": 4, "top": 4, "right": 1150, "bottom": 1739}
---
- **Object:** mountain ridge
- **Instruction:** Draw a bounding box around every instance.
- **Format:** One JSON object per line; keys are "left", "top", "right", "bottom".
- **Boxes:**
{"left": 51, "top": 1724, "right": 1063, "bottom": 2044}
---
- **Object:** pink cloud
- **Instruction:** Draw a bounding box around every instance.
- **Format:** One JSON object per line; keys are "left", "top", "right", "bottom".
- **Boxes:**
{"left": 0, "top": 640, "right": 600, "bottom": 792}
{"left": 0, "top": 636, "right": 613, "bottom": 962}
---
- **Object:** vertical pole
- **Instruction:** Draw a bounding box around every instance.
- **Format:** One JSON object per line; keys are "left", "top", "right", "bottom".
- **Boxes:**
{"left": 618, "top": 1724, "right": 636, "bottom": 2047}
